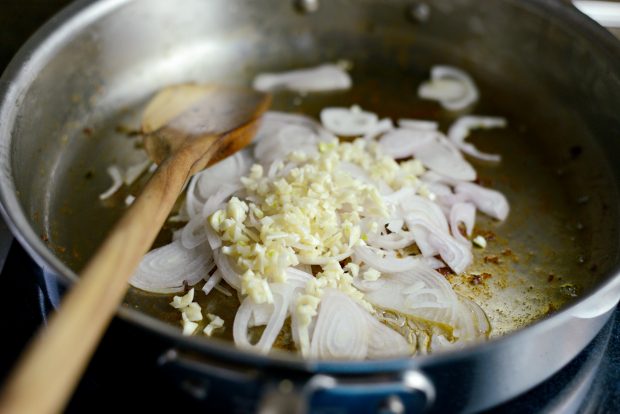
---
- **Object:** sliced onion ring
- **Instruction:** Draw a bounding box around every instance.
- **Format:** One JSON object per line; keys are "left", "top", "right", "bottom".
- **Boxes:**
{"left": 320, "top": 105, "right": 379, "bottom": 137}
{"left": 379, "top": 128, "right": 435, "bottom": 159}
{"left": 213, "top": 248, "right": 242, "bottom": 290}
{"left": 129, "top": 239, "right": 213, "bottom": 294}
{"left": 455, "top": 182, "right": 509, "bottom": 221}
{"left": 418, "top": 65, "right": 479, "bottom": 111}
{"left": 99, "top": 165, "right": 123, "bottom": 200}
{"left": 411, "top": 133, "right": 476, "bottom": 181}
{"left": 449, "top": 202, "right": 476, "bottom": 245}
{"left": 364, "top": 310, "right": 413, "bottom": 358}
{"left": 398, "top": 118, "right": 439, "bottom": 131}
{"left": 448, "top": 116, "right": 506, "bottom": 162}
{"left": 309, "top": 289, "right": 369, "bottom": 359}
{"left": 233, "top": 284, "right": 290, "bottom": 354}
{"left": 253, "top": 64, "right": 352, "bottom": 93}
{"left": 202, "top": 269, "right": 222, "bottom": 296}
{"left": 353, "top": 245, "right": 424, "bottom": 273}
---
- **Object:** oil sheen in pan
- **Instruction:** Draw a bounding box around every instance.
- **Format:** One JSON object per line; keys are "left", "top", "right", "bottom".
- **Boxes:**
{"left": 46, "top": 70, "right": 592, "bottom": 349}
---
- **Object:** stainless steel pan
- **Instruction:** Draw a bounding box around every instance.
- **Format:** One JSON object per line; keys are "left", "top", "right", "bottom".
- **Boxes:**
{"left": 1, "top": 0, "right": 620, "bottom": 412}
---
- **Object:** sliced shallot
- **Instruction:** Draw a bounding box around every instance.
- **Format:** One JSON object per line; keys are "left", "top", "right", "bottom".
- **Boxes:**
{"left": 395, "top": 194, "right": 450, "bottom": 233}
{"left": 181, "top": 184, "right": 240, "bottom": 250}
{"left": 214, "top": 284, "right": 232, "bottom": 297}
{"left": 309, "top": 289, "right": 369, "bottom": 359}
{"left": 385, "top": 193, "right": 451, "bottom": 258}
{"left": 286, "top": 268, "right": 316, "bottom": 356}
{"left": 129, "top": 239, "right": 214, "bottom": 294}
{"left": 253, "top": 64, "right": 352, "bottom": 93}
{"left": 353, "top": 245, "right": 423, "bottom": 273}
{"left": 411, "top": 133, "right": 477, "bottom": 181}
{"left": 398, "top": 118, "right": 439, "bottom": 131}
{"left": 418, "top": 65, "right": 479, "bottom": 111}
{"left": 99, "top": 165, "right": 123, "bottom": 200}
{"left": 259, "top": 125, "right": 319, "bottom": 165}
{"left": 449, "top": 202, "right": 476, "bottom": 244}
{"left": 185, "top": 152, "right": 249, "bottom": 217}
{"left": 202, "top": 269, "right": 223, "bottom": 296}
{"left": 366, "top": 232, "right": 414, "bottom": 250}
{"left": 378, "top": 128, "right": 436, "bottom": 159}
{"left": 180, "top": 215, "right": 209, "bottom": 250}
{"left": 362, "top": 118, "right": 394, "bottom": 141}
{"left": 405, "top": 214, "right": 472, "bottom": 274}
{"left": 425, "top": 229, "right": 472, "bottom": 274}
{"left": 249, "top": 302, "right": 274, "bottom": 327}
{"left": 455, "top": 182, "right": 509, "bottom": 221}
{"left": 320, "top": 105, "right": 378, "bottom": 137}
{"left": 364, "top": 264, "right": 460, "bottom": 329}
{"left": 213, "top": 248, "right": 242, "bottom": 290}
{"left": 448, "top": 116, "right": 507, "bottom": 162}
{"left": 233, "top": 284, "right": 290, "bottom": 354}
{"left": 455, "top": 294, "right": 491, "bottom": 340}
{"left": 365, "top": 310, "right": 413, "bottom": 358}
{"left": 432, "top": 295, "right": 491, "bottom": 351}
{"left": 255, "top": 111, "right": 335, "bottom": 143}
{"left": 253, "top": 119, "right": 331, "bottom": 165}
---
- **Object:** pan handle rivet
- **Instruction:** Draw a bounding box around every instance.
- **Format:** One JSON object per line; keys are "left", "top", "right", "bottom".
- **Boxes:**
{"left": 378, "top": 395, "right": 405, "bottom": 414}
{"left": 295, "top": 0, "right": 319, "bottom": 14}
{"left": 408, "top": 2, "right": 431, "bottom": 23}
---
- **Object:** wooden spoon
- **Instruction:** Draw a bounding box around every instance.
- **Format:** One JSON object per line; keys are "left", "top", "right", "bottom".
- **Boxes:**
{"left": 0, "top": 84, "right": 271, "bottom": 414}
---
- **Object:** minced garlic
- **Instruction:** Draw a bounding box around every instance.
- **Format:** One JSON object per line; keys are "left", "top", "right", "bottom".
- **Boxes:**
{"left": 183, "top": 302, "right": 203, "bottom": 322}
{"left": 170, "top": 288, "right": 203, "bottom": 335}
{"left": 181, "top": 313, "right": 198, "bottom": 336}
{"left": 473, "top": 235, "right": 487, "bottom": 248}
{"left": 203, "top": 314, "right": 225, "bottom": 336}
{"left": 210, "top": 139, "right": 426, "bottom": 307}
{"left": 362, "top": 268, "right": 381, "bottom": 281}
{"left": 170, "top": 288, "right": 194, "bottom": 309}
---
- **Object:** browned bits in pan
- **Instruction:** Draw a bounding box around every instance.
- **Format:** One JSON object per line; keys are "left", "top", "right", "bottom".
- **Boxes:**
{"left": 115, "top": 124, "right": 141, "bottom": 137}
{"left": 477, "top": 230, "right": 495, "bottom": 241}
{"left": 484, "top": 255, "right": 500, "bottom": 265}
{"left": 473, "top": 177, "right": 493, "bottom": 187}
{"left": 436, "top": 267, "right": 453, "bottom": 277}
{"left": 469, "top": 273, "right": 492, "bottom": 285}
{"left": 469, "top": 275, "right": 482, "bottom": 285}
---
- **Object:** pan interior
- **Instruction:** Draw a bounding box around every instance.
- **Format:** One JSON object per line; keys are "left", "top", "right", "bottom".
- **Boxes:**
{"left": 7, "top": 0, "right": 620, "bottom": 352}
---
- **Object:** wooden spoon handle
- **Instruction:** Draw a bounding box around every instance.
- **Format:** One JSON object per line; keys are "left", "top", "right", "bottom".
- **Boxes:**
{"left": 0, "top": 137, "right": 219, "bottom": 414}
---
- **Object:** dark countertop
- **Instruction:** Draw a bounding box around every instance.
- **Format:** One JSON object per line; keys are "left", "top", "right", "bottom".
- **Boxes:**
{"left": 0, "top": 0, "right": 73, "bottom": 71}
